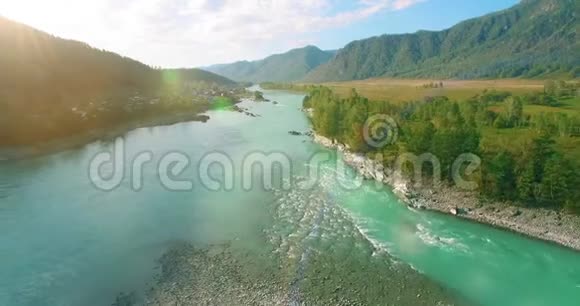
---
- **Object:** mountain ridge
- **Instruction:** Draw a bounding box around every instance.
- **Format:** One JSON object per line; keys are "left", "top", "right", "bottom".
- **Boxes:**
{"left": 303, "top": 0, "right": 578, "bottom": 82}
{"left": 205, "top": 46, "right": 335, "bottom": 83}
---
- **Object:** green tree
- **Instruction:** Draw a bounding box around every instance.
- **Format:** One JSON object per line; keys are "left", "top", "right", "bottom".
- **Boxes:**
{"left": 344, "top": 98, "right": 368, "bottom": 151}
{"left": 517, "top": 134, "right": 557, "bottom": 206}
{"left": 461, "top": 122, "right": 481, "bottom": 153}
{"left": 490, "top": 151, "right": 517, "bottom": 200}
{"left": 431, "top": 130, "right": 463, "bottom": 181}
{"left": 506, "top": 97, "right": 523, "bottom": 127}
{"left": 406, "top": 122, "right": 435, "bottom": 153}
{"left": 518, "top": 161, "right": 539, "bottom": 205}
{"left": 493, "top": 114, "right": 510, "bottom": 129}
{"left": 530, "top": 134, "right": 556, "bottom": 182}
{"left": 539, "top": 154, "right": 573, "bottom": 207}
{"left": 323, "top": 98, "right": 341, "bottom": 140}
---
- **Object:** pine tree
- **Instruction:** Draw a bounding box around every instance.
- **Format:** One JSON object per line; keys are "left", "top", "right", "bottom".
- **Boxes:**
{"left": 491, "top": 151, "right": 517, "bottom": 200}
{"left": 530, "top": 134, "right": 556, "bottom": 182}
{"left": 406, "top": 122, "right": 435, "bottom": 153}
{"left": 518, "top": 161, "right": 538, "bottom": 206}
{"left": 431, "top": 130, "right": 458, "bottom": 181}
{"left": 344, "top": 98, "right": 368, "bottom": 151}
{"left": 461, "top": 121, "right": 481, "bottom": 153}
{"left": 539, "top": 154, "right": 573, "bottom": 207}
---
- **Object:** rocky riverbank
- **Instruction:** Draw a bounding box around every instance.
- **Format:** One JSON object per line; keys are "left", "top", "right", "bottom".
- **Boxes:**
{"left": 135, "top": 240, "right": 468, "bottom": 306}
{"left": 143, "top": 243, "right": 289, "bottom": 306}
{"left": 312, "top": 134, "right": 580, "bottom": 251}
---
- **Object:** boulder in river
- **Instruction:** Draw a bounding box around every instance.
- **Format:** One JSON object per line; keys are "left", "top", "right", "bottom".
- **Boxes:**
{"left": 450, "top": 207, "right": 468, "bottom": 216}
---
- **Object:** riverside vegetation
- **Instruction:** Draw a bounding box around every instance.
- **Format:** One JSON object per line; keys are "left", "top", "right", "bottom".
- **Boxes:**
{"left": 302, "top": 81, "right": 580, "bottom": 215}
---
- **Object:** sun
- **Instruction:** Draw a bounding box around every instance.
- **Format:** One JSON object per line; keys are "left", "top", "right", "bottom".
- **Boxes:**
{"left": 1, "top": 1, "right": 46, "bottom": 24}
{"left": 0, "top": 0, "right": 76, "bottom": 31}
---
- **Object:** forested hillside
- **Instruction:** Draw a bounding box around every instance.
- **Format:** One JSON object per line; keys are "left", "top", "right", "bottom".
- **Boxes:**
{"left": 162, "top": 69, "right": 236, "bottom": 86}
{"left": 0, "top": 17, "right": 237, "bottom": 146}
{"left": 305, "top": 0, "right": 578, "bottom": 82}
{"left": 205, "top": 46, "right": 335, "bottom": 83}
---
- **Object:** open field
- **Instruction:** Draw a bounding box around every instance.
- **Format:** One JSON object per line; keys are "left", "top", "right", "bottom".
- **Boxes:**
{"left": 301, "top": 78, "right": 547, "bottom": 103}
{"left": 480, "top": 126, "right": 580, "bottom": 165}
{"left": 487, "top": 96, "right": 580, "bottom": 115}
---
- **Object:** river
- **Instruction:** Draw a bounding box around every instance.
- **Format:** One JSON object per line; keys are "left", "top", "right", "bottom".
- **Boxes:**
{"left": 0, "top": 89, "right": 579, "bottom": 306}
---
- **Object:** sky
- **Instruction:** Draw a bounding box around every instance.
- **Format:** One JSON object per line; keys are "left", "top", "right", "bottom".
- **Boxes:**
{"left": 0, "top": 0, "right": 519, "bottom": 68}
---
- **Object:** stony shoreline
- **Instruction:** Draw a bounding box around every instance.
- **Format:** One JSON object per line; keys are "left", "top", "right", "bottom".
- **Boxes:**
{"left": 136, "top": 240, "right": 468, "bottom": 306}
{"left": 312, "top": 134, "right": 580, "bottom": 252}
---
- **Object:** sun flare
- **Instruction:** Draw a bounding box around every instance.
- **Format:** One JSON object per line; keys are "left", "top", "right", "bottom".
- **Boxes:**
{"left": 1, "top": 1, "right": 57, "bottom": 27}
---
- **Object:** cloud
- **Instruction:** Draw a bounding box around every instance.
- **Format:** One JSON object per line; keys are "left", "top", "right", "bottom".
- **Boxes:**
{"left": 1, "top": 0, "right": 428, "bottom": 67}
{"left": 392, "top": 0, "right": 427, "bottom": 10}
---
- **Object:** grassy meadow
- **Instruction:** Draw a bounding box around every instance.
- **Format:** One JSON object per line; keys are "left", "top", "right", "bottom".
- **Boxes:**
{"left": 301, "top": 78, "right": 546, "bottom": 103}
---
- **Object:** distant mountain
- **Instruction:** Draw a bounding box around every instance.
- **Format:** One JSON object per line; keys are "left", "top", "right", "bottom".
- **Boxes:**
{"left": 162, "top": 68, "right": 237, "bottom": 86}
{"left": 305, "top": 0, "right": 579, "bottom": 82}
{"left": 0, "top": 16, "right": 236, "bottom": 145}
{"left": 205, "top": 46, "right": 335, "bottom": 83}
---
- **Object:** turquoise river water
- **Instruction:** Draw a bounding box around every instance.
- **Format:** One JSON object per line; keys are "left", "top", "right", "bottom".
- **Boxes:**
{"left": 0, "top": 89, "right": 579, "bottom": 305}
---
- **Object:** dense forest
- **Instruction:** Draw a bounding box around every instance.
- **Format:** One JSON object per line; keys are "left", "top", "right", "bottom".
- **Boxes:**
{"left": 304, "top": 81, "right": 580, "bottom": 214}
{"left": 205, "top": 46, "right": 335, "bottom": 83}
{"left": 0, "top": 17, "right": 238, "bottom": 146}
{"left": 304, "top": 0, "right": 578, "bottom": 82}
